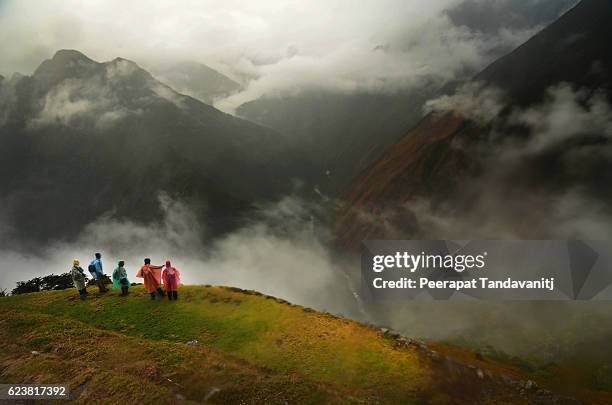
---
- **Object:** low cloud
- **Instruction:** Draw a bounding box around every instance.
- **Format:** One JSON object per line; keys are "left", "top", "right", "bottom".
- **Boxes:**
{"left": 30, "top": 79, "right": 128, "bottom": 129}
{"left": 28, "top": 66, "right": 146, "bottom": 130}
{"left": 424, "top": 81, "right": 506, "bottom": 124}
{"left": 0, "top": 194, "right": 362, "bottom": 318}
{"left": 375, "top": 83, "right": 612, "bottom": 241}
{"left": 0, "top": 0, "right": 574, "bottom": 113}
{"left": 395, "top": 190, "right": 612, "bottom": 240}
{"left": 215, "top": 12, "right": 543, "bottom": 112}
{"left": 509, "top": 84, "right": 612, "bottom": 154}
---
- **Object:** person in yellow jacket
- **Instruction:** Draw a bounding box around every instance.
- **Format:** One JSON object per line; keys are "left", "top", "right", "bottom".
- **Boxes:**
{"left": 70, "top": 259, "right": 88, "bottom": 299}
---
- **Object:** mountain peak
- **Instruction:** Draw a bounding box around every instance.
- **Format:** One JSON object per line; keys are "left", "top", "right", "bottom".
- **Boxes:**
{"left": 50, "top": 49, "right": 96, "bottom": 65}
{"left": 110, "top": 56, "right": 136, "bottom": 65}
{"left": 108, "top": 57, "right": 145, "bottom": 74}
{"left": 33, "top": 49, "right": 99, "bottom": 85}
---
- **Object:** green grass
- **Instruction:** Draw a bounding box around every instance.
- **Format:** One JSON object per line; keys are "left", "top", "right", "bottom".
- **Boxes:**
{"left": 0, "top": 308, "right": 353, "bottom": 404}
{"left": 1, "top": 286, "right": 428, "bottom": 398}
{"left": 1, "top": 285, "right": 604, "bottom": 403}
{"left": 1, "top": 286, "right": 433, "bottom": 403}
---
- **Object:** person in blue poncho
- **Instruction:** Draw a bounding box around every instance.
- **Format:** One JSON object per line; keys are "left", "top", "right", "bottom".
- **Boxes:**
{"left": 88, "top": 252, "right": 108, "bottom": 293}
{"left": 112, "top": 260, "right": 130, "bottom": 296}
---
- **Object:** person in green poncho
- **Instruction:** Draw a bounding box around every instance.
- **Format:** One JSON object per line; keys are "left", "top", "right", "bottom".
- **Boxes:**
{"left": 112, "top": 260, "right": 131, "bottom": 296}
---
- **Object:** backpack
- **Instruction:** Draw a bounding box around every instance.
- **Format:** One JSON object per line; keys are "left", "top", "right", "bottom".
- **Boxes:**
{"left": 88, "top": 264, "right": 97, "bottom": 274}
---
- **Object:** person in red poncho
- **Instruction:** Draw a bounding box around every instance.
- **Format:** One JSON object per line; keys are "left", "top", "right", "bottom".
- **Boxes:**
{"left": 136, "top": 258, "right": 165, "bottom": 300}
{"left": 162, "top": 260, "right": 181, "bottom": 301}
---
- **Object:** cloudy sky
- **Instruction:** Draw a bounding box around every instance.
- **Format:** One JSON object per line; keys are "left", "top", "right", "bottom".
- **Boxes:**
{"left": 0, "top": 0, "right": 576, "bottom": 110}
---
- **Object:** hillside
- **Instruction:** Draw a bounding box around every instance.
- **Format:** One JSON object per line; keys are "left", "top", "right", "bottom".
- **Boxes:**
{"left": 335, "top": 0, "right": 612, "bottom": 247}
{"left": 0, "top": 285, "right": 605, "bottom": 404}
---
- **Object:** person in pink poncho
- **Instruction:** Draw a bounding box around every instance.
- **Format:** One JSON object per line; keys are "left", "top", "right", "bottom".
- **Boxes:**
{"left": 162, "top": 260, "right": 181, "bottom": 301}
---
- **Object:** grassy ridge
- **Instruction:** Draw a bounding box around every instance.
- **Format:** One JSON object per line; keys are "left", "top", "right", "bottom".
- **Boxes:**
{"left": 1, "top": 286, "right": 430, "bottom": 403}
{"left": 0, "top": 285, "right": 601, "bottom": 403}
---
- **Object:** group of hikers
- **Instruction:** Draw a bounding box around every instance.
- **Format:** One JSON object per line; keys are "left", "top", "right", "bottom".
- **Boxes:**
{"left": 70, "top": 253, "right": 181, "bottom": 301}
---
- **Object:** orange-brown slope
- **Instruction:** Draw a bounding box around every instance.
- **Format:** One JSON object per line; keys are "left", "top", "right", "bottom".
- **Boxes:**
{"left": 334, "top": 113, "right": 483, "bottom": 249}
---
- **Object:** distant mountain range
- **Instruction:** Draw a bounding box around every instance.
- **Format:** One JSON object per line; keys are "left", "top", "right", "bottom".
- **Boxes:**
{"left": 0, "top": 50, "right": 302, "bottom": 246}
{"left": 335, "top": 0, "right": 612, "bottom": 248}
{"left": 0, "top": 0, "right": 604, "bottom": 250}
